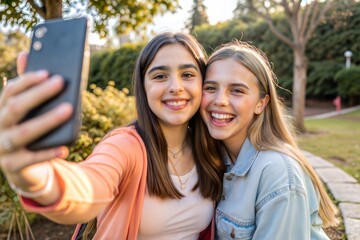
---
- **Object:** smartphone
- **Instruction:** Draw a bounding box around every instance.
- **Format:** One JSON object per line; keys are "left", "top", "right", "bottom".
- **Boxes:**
{"left": 22, "top": 17, "right": 90, "bottom": 150}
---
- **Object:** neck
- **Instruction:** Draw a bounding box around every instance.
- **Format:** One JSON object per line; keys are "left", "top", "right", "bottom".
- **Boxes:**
{"left": 224, "top": 137, "right": 246, "bottom": 164}
{"left": 162, "top": 124, "right": 189, "bottom": 150}
{"left": 163, "top": 123, "right": 194, "bottom": 176}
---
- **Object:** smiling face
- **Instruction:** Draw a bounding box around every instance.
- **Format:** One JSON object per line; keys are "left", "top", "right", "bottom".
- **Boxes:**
{"left": 144, "top": 43, "right": 202, "bottom": 129}
{"left": 201, "top": 58, "right": 269, "bottom": 155}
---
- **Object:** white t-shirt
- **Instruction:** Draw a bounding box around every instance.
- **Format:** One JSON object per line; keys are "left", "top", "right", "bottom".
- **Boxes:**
{"left": 138, "top": 166, "right": 213, "bottom": 240}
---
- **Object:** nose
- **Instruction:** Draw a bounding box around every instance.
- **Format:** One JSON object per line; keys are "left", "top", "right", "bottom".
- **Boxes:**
{"left": 214, "top": 90, "right": 229, "bottom": 106}
{"left": 168, "top": 75, "right": 184, "bottom": 94}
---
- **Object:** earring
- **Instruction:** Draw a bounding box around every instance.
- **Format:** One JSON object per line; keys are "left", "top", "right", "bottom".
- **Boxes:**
{"left": 255, "top": 106, "right": 263, "bottom": 114}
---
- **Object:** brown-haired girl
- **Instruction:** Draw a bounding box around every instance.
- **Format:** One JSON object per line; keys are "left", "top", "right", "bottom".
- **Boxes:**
{"left": 0, "top": 32, "right": 224, "bottom": 239}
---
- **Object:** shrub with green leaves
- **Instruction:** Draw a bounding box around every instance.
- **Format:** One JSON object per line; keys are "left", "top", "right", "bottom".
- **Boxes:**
{"left": 307, "top": 61, "right": 343, "bottom": 100}
{"left": 335, "top": 66, "right": 360, "bottom": 105}
{"left": 68, "top": 81, "right": 136, "bottom": 162}
{"left": 88, "top": 43, "right": 143, "bottom": 91}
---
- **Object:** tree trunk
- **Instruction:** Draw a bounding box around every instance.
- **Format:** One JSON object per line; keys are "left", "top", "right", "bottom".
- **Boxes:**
{"left": 292, "top": 47, "right": 307, "bottom": 132}
{"left": 44, "top": 0, "right": 62, "bottom": 19}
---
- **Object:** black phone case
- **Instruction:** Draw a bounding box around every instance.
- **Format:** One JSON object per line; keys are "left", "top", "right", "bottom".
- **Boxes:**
{"left": 23, "top": 17, "right": 89, "bottom": 150}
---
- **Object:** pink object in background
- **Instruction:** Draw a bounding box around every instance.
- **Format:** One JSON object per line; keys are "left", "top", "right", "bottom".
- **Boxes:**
{"left": 332, "top": 96, "right": 341, "bottom": 112}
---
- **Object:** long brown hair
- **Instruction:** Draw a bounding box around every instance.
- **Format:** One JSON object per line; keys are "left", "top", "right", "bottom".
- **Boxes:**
{"left": 134, "top": 32, "right": 224, "bottom": 200}
{"left": 207, "top": 41, "right": 338, "bottom": 227}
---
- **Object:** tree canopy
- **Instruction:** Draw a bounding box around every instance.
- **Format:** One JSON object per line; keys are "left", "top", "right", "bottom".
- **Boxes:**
{"left": 238, "top": 0, "right": 334, "bottom": 131}
{"left": 186, "top": 0, "right": 209, "bottom": 32}
{"left": 0, "top": 0, "right": 179, "bottom": 37}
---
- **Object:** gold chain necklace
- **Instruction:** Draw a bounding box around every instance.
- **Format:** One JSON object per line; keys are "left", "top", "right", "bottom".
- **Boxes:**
{"left": 168, "top": 143, "right": 187, "bottom": 158}
{"left": 169, "top": 155, "right": 181, "bottom": 166}
{"left": 168, "top": 158, "right": 191, "bottom": 190}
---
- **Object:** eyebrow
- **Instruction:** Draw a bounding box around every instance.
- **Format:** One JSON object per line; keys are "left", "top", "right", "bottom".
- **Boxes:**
{"left": 179, "top": 63, "right": 199, "bottom": 71}
{"left": 204, "top": 80, "right": 250, "bottom": 90}
{"left": 231, "top": 83, "right": 250, "bottom": 90}
{"left": 147, "top": 65, "right": 169, "bottom": 75}
{"left": 147, "top": 63, "right": 199, "bottom": 75}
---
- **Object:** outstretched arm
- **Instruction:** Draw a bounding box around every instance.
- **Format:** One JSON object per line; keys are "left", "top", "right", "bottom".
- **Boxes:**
{"left": 0, "top": 52, "right": 72, "bottom": 205}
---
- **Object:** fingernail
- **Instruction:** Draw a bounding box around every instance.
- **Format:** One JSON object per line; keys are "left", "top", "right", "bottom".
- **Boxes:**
{"left": 55, "top": 146, "right": 68, "bottom": 158}
{"left": 56, "top": 103, "right": 73, "bottom": 114}
{"left": 36, "top": 70, "right": 48, "bottom": 77}
{"left": 50, "top": 75, "right": 63, "bottom": 84}
{"left": 55, "top": 148, "right": 63, "bottom": 157}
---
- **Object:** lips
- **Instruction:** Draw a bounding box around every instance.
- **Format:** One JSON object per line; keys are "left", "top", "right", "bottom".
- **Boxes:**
{"left": 209, "top": 111, "right": 235, "bottom": 125}
{"left": 163, "top": 99, "right": 188, "bottom": 110}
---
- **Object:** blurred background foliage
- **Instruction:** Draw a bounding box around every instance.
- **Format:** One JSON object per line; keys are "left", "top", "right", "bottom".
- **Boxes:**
{"left": 1, "top": 1, "right": 359, "bottom": 103}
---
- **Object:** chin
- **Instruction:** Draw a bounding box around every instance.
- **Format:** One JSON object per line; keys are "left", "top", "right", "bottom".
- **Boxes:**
{"left": 207, "top": 129, "right": 229, "bottom": 140}
{"left": 166, "top": 117, "right": 191, "bottom": 126}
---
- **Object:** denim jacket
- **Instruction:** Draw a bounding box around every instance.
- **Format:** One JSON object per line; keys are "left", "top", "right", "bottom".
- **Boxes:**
{"left": 215, "top": 138, "right": 329, "bottom": 240}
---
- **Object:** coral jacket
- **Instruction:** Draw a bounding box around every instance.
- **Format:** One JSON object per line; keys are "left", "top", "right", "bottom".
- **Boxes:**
{"left": 22, "top": 127, "right": 148, "bottom": 239}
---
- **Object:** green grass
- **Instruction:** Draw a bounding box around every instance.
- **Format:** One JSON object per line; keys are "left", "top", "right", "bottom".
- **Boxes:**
{"left": 298, "top": 110, "right": 360, "bottom": 182}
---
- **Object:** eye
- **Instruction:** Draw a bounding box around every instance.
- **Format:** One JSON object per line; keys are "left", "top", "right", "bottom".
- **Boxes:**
{"left": 203, "top": 84, "right": 216, "bottom": 92}
{"left": 231, "top": 88, "right": 245, "bottom": 95}
{"left": 153, "top": 74, "right": 167, "bottom": 80}
{"left": 182, "top": 72, "right": 196, "bottom": 79}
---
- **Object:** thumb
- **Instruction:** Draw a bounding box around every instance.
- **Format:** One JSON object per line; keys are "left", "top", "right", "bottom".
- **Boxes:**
{"left": 17, "top": 51, "right": 28, "bottom": 75}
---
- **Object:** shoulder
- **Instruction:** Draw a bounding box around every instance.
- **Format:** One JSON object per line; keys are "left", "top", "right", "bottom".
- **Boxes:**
{"left": 254, "top": 150, "right": 290, "bottom": 176}
{"left": 253, "top": 150, "right": 308, "bottom": 209}
{"left": 254, "top": 150, "right": 307, "bottom": 195}
{"left": 96, "top": 126, "right": 145, "bottom": 152}
{"left": 89, "top": 126, "right": 147, "bottom": 169}
{"left": 256, "top": 150, "right": 305, "bottom": 177}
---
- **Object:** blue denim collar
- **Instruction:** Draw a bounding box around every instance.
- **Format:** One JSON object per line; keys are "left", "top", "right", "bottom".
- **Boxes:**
{"left": 224, "top": 138, "right": 259, "bottom": 177}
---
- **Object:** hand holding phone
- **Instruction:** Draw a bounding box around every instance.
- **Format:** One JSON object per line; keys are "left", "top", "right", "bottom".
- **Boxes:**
{"left": 22, "top": 17, "right": 90, "bottom": 150}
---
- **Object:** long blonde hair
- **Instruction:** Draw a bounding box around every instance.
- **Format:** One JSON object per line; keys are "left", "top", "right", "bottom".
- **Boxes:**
{"left": 207, "top": 41, "right": 339, "bottom": 227}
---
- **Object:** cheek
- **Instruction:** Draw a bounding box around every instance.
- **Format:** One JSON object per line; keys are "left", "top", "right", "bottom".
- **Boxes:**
{"left": 145, "top": 82, "right": 160, "bottom": 97}
{"left": 188, "top": 81, "right": 202, "bottom": 103}
{"left": 144, "top": 87, "right": 159, "bottom": 111}
{"left": 235, "top": 99, "right": 258, "bottom": 116}
{"left": 200, "top": 98, "right": 208, "bottom": 119}
{"left": 192, "top": 85, "right": 202, "bottom": 99}
{"left": 200, "top": 93, "right": 211, "bottom": 109}
{"left": 191, "top": 80, "right": 203, "bottom": 94}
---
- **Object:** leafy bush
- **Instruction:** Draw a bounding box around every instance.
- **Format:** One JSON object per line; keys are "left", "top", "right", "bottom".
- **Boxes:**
{"left": 306, "top": 61, "right": 343, "bottom": 99}
{"left": 68, "top": 81, "right": 136, "bottom": 162}
{"left": 335, "top": 66, "right": 360, "bottom": 105}
{"left": 88, "top": 43, "right": 143, "bottom": 92}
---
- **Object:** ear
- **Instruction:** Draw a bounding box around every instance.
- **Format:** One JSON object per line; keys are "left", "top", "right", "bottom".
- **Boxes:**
{"left": 255, "top": 94, "right": 269, "bottom": 115}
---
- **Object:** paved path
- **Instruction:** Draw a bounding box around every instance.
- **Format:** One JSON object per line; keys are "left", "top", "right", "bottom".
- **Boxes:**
{"left": 305, "top": 105, "right": 360, "bottom": 120}
{"left": 304, "top": 106, "right": 360, "bottom": 240}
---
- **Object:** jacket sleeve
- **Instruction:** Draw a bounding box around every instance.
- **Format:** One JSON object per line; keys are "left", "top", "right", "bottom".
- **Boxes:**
{"left": 252, "top": 187, "right": 311, "bottom": 240}
{"left": 252, "top": 155, "right": 312, "bottom": 240}
{"left": 20, "top": 128, "right": 145, "bottom": 224}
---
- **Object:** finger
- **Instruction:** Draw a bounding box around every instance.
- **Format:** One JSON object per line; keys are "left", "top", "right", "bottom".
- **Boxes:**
{"left": 0, "top": 71, "right": 49, "bottom": 109}
{"left": 17, "top": 51, "right": 28, "bottom": 75}
{"left": 0, "top": 75, "right": 65, "bottom": 128}
{"left": 0, "top": 146, "right": 68, "bottom": 174}
{"left": 8, "top": 103, "right": 73, "bottom": 149}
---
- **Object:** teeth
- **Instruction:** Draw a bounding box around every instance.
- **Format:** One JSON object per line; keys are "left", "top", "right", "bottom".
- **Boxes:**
{"left": 167, "top": 100, "right": 186, "bottom": 106}
{"left": 211, "top": 112, "right": 233, "bottom": 119}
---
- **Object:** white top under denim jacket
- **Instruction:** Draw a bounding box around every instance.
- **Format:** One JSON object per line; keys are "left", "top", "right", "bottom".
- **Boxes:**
{"left": 215, "top": 138, "right": 329, "bottom": 240}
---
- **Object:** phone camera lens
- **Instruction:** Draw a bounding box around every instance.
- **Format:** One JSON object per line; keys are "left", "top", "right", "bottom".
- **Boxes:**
{"left": 35, "top": 27, "right": 47, "bottom": 38}
{"left": 33, "top": 41, "right": 42, "bottom": 51}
